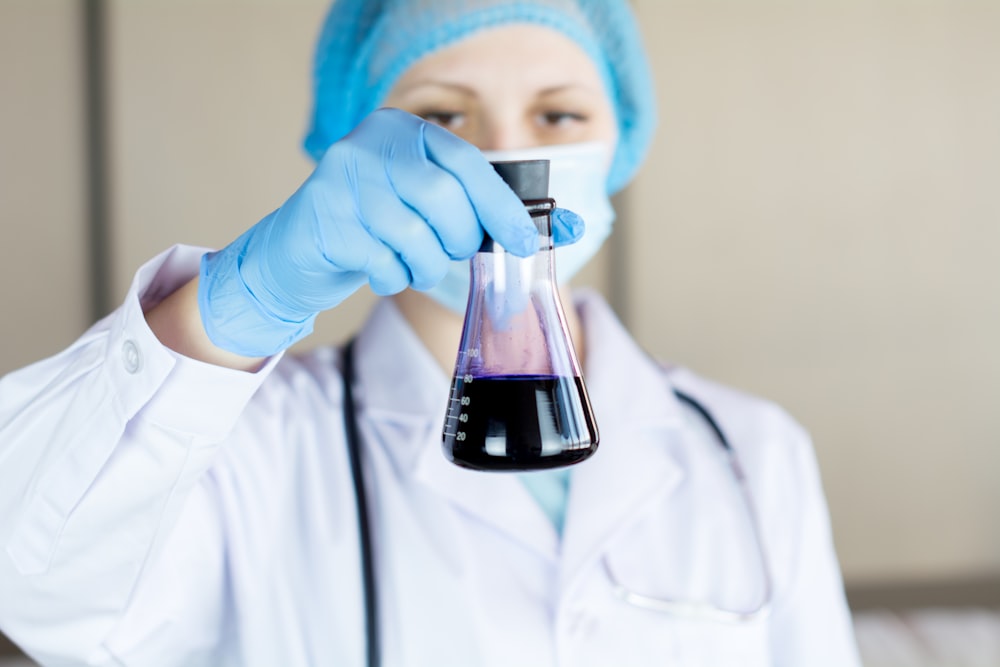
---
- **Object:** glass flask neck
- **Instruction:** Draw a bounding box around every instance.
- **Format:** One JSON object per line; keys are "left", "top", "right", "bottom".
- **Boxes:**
{"left": 479, "top": 198, "right": 555, "bottom": 253}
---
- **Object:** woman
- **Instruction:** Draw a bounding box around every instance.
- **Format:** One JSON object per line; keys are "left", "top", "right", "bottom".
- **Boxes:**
{"left": 0, "top": 1, "right": 860, "bottom": 665}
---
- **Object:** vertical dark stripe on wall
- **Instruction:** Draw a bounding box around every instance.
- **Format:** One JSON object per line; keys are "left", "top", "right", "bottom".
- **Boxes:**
{"left": 83, "top": 0, "right": 111, "bottom": 320}
{"left": 609, "top": 191, "right": 631, "bottom": 327}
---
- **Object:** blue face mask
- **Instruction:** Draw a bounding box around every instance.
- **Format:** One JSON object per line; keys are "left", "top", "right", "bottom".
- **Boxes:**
{"left": 421, "top": 141, "right": 616, "bottom": 313}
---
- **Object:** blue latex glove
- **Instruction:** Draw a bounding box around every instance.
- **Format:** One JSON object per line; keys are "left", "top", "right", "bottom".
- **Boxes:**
{"left": 199, "top": 108, "right": 584, "bottom": 357}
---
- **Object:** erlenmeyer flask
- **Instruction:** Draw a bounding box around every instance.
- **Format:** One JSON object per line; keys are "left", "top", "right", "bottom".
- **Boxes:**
{"left": 442, "top": 159, "right": 599, "bottom": 471}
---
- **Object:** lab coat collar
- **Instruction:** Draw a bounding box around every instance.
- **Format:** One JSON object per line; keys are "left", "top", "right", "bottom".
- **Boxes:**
{"left": 351, "top": 293, "right": 692, "bottom": 571}
{"left": 557, "top": 290, "right": 688, "bottom": 594}
{"left": 352, "top": 298, "right": 450, "bottom": 427}
{"left": 352, "top": 299, "right": 559, "bottom": 560}
{"left": 571, "top": 289, "right": 687, "bottom": 435}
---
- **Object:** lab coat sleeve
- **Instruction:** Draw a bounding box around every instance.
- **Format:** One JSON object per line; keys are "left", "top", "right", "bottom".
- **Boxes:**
{"left": 764, "top": 417, "right": 862, "bottom": 667}
{"left": 0, "top": 245, "right": 280, "bottom": 665}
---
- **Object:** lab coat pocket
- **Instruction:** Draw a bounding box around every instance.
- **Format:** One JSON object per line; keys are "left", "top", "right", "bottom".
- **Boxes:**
{"left": 602, "top": 550, "right": 772, "bottom": 666}
{"left": 592, "top": 562, "right": 772, "bottom": 667}
{"left": 598, "top": 471, "right": 774, "bottom": 666}
{"left": 672, "top": 617, "right": 771, "bottom": 667}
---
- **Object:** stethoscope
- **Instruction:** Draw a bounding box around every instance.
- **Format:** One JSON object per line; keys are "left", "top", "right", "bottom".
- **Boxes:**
{"left": 341, "top": 340, "right": 772, "bottom": 667}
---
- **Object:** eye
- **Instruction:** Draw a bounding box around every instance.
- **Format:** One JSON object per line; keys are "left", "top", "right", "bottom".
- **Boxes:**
{"left": 538, "top": 110, "right": 589, "bottom": 128}
{"left": 419, "top": 110, "right": 466, "bottom": 130}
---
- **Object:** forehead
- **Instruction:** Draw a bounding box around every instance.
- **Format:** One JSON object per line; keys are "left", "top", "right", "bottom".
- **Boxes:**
{"left": 392, "top": 24, "right": 606, "bottom": 94}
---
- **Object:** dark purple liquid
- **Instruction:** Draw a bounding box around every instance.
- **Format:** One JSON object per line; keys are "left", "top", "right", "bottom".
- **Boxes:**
{"left": 442, "top": 375, "right": 599, "bottom": 471}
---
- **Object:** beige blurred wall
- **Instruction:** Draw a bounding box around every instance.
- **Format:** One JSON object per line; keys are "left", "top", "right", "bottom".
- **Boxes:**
{"left": 0, "top": 0, "right": 89, "bottom": 374}
{"left": 1, "top": 0, "right": 998, "bottom": 589}
{"left": 631, "top": 0, "right": 1000, "bottom": 584}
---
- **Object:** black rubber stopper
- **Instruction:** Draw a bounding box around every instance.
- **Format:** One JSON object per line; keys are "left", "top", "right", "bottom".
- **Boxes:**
{"left": 491, "top": 159, "right": 550, "bottom": 200}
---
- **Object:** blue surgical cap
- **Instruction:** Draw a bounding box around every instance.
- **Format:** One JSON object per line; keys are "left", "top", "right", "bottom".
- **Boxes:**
{"left": 303, "top": 0, "right": 657, "bottom": 194}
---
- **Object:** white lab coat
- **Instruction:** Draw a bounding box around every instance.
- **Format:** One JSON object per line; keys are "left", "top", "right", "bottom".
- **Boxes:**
{"left": 0, "top": 246, "right": 861, "bottom": 667}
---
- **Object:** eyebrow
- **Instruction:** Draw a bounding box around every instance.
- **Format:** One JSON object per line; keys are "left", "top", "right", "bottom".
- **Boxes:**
{"left": 394, "top": 80, "right": 477, "bottom": 96}
{"left": 396, "top": 80, "right": 599, "bottom": 97}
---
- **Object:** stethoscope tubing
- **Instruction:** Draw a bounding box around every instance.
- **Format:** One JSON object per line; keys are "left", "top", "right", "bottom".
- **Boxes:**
{"left": 342, "top": 339, "right": 381, "bottom": 667}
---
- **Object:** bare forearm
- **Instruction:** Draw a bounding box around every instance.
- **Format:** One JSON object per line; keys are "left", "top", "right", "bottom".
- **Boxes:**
{"left": 145, "top": 277, "right": 267, "bottom": 372}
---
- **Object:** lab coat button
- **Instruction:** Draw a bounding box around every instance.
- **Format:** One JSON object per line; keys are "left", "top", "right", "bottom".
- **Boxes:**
{"left": 122, "top": 340, "right": 142, "bottom": 374}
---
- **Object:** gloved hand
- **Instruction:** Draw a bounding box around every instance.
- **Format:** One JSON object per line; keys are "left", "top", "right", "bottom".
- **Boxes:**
{"left": 198, "top": 108, "right": 584, "bottom": 357}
